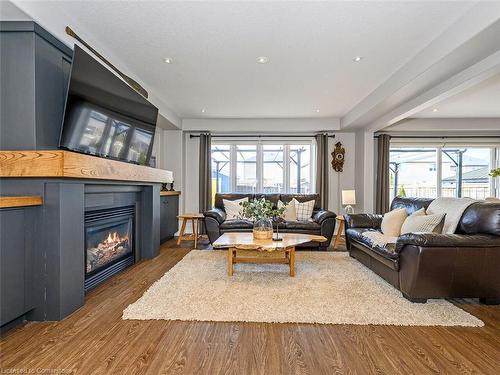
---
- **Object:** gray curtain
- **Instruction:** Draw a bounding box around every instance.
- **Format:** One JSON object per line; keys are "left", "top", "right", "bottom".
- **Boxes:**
{"left": 199, "top": 133, "right": 212, "bottom": 214}
{"left": 375, "top": 134, "right": 391, "bottom": 214}
{"left": 315, "top": 133, "right": 329, "bottom": 209}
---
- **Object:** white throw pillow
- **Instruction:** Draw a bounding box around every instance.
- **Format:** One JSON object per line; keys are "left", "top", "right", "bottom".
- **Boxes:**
{"left": 278, "top": 200, "right": 297, "bottom": 221}
{"left": 223, "top": 197, "right": 248, "bottom": 220}
{"left": 381, "top": 208, "right": 408, "bottom": 237}
{"left": 401, "top": 208, "right": 445, "bottom": 235}
{"left": 292, "top": 198, "right": 315, "bottom": 221}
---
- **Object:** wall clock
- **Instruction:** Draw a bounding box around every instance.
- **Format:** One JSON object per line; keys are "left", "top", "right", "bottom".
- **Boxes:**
{"left": 331, "top": 142, "right": 345, "bottom": 172}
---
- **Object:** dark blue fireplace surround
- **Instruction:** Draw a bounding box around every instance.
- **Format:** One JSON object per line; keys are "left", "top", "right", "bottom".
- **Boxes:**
{"left": 0, "top": 21, "right": 167, "bottom": 331}
{"left": 0, "top": 180, "right": 161, "bottom": 328}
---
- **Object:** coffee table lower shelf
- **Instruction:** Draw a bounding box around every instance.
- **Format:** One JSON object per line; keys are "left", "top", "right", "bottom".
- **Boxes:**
{"left": 227, "top": 247, "right": 295, "bottom": 277}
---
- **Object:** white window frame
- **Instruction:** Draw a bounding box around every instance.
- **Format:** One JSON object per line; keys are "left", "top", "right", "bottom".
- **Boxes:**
{"left": 211, "top": 138, "right": 316, "bottom": 194}
{"left": 389, "top": 139, "right": 500, "bottom": 198}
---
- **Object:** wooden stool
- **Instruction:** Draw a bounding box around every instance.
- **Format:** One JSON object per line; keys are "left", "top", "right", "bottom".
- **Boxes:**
{"left": 177, "top": 213, "right": 205, "bottom": 249}
{"left": 333, "top": 215, "right": 345, "bottom": 250}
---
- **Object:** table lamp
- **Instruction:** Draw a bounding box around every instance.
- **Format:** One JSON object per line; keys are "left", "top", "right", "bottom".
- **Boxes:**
{"left": 342, "top": 190, "right": 356, "bottom": 214}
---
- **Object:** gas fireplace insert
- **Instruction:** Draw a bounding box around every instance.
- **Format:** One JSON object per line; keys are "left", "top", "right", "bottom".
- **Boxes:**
{"left": 84, "top": 206, "right": 135, "bottom": 291}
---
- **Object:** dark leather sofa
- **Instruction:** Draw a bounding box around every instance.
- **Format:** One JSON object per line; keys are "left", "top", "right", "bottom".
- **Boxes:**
{"left": 204, "top": 193, "right": 336, "bottom": 249}
{"left": 345, "top": 197, "right": 500, "bottom": 304}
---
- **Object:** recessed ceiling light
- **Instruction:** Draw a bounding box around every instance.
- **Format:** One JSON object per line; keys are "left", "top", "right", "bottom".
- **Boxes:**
{"left": 314, "top": 109, "right": 320, "bottom": 113}
{"left": 163, "top": 57, "right": 173, "bottom": 64}
{"left": 432, "top": 108, "right": 438, "bottom": 112}
{"left": 256, "top": 56, "right": 269, "bottom": 64}
{"left": 353, "top": 56, "right": 363, "bottom": 62}
{"left": 201, "top": 108, "right": 206, "bottom": 113}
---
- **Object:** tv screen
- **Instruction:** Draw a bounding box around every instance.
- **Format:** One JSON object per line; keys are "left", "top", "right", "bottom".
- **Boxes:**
{"left": 60, "top": 45, "right": 158, "bottom": 165}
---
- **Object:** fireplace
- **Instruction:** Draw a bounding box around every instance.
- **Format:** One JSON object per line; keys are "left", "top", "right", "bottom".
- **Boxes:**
{"left": 84, "top": 206, "right": 135, "bottom": 291}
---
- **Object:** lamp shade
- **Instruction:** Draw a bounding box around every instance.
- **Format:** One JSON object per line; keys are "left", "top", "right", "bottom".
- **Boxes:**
{"left": 342, "top": 190, "right": 356, "bottom": 205}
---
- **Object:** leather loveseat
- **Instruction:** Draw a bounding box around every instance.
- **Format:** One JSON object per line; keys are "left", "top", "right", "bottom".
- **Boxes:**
{"left": 345, "top": 197, "right": 500, "bottom": 304}
{"left": 204, "top": 193, "right": 336, "bottom": 249}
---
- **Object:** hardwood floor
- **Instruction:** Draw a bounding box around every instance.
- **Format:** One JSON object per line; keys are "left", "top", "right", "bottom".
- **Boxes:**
{"left": 1, "top": 239, "right": 499, "bottom": 374}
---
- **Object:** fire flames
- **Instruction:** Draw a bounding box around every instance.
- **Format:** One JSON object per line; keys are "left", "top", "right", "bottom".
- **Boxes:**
{"left": 98, "top": 231, "right": 129, "bottom": 250}
{"left": 105, "top": 231, "right": 127, "bottom": 245}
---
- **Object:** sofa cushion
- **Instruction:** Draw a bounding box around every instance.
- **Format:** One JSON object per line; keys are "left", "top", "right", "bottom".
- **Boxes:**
{"left": 278, "top": 199, "right": 297, "bottom": 221}
{"left": 400, "top": 208, "right": 445, "bottom": 235}
{"left": 390, "top": 196, "right": 433, "bottom": 215}
{"left": 214, "top": 193, "right": 254, "bottom": 211}
{"left": 293, "top": 198, "right": 315, "bottom": 221}
{"left": 255, "top": 193, "right": 281, "bottom": 208}
{"left": 223, "top": 197, "right": 248, "bottom": 219}
{"left": 280, "top": 193, "right": 321, "bottom": 210}
{"left": 457, "top": 201, "right": 500, "bottom": 236}
{"left": 282, "top": 220, "right": 321, "bottom": 232}
{"left": 381, "top": 208, "right": 407, "bottom": 237}
{"left": 346, "top": 228, "right": 399, "bottom": 260}
{"left": 220, "top": 219, "right": 253, "bottom": 230}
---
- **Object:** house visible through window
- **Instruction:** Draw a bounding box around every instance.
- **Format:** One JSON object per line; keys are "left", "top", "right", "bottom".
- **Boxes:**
{"left": 389, "top": 146, "right": 498, "bottom": 201}
{"left": 211, "top": 141, "right": 315, "bottom": 202}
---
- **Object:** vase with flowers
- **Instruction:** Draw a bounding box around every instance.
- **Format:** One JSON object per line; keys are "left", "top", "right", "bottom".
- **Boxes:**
{"left": 239, "top": 198, "right": 286, "bottom": 240}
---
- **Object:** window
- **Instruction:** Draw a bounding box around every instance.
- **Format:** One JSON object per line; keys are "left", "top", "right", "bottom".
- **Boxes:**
{"left": 389, "top": 148, "right": 438, "bottom": 201}
{"left": 262, "top": 145, "right": 284, "bottom": 193}
{"left": 441, "top": 148, "right": 492, "bottom": 199}
{"left": 211, "top": 141, "right": 315, "bottom": 199}
{"left": 211, "top": 145, "right": 231, "bottom": 197}
{"left": 389, "top": 145, "right": 498, "bottom": 200}
{"left": 236, "top": 145, "right": 257, "bottom": 192}
{"left": 289, "top": 145, "right": 312, "bottom": 194}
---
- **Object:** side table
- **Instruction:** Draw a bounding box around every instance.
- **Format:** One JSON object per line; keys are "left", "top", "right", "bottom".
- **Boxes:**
{"left": 333, "top": 215, "right": 345, "bottom": 250}
{"left": 177, "top": 213, "right": 204, "bottom": 249}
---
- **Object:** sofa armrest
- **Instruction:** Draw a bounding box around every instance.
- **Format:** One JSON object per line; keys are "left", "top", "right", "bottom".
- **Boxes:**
{"left": 344, "top": 214, "right": 383, "bottom": 229}
{"left": 396, "top": 233, "right": 500, "bottom": 253}
{"left": 203, "top": 208, "right": 226, "bottom": 224}
{"left": 312, "top": 210, "right": 336, "bottom": 225}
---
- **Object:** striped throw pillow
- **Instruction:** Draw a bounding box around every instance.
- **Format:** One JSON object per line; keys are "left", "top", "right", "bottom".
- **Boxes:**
{"left": 400, "top": 209, "right": 445, "bottom": 235}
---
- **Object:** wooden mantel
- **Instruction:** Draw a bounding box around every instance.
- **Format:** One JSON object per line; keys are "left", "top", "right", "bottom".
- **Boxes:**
{"left": 0, "top": 150, "right": 173, "bottom": 183}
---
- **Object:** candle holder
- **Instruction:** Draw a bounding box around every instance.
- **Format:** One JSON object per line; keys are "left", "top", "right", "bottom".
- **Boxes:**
{"left": 272, "top": 217, "right": 284, "bottom": 242}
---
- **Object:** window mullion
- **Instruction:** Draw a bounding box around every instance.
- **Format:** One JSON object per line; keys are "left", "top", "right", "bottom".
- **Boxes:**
{"left": 436, "top": 146, "right": 442, "bottom": 197}
{"left": 491, "top": 147, "right": 497, "bottom": 198}
{"left": 284, "top": 145, "right": 290, "bottom": 193}
{"left": 230, "top": 145, "right": 237, "bottom": 192}
{"left": 256, "top": 143, "right": 263, "bottom": 193}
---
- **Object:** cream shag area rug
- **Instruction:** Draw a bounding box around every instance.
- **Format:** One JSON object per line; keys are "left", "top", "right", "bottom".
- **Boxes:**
{"left": 123, "top": 251, "right": 483, "bottom": 327}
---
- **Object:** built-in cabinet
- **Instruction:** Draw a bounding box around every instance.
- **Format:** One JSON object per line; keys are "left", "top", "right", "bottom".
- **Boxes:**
{"left": 0, "top": 21, "right": 73, "bottom": 150}
{"left": 0, "top": 206, "right": 37, "bottom": 327}
{"left": 160, "top": 194, "right": 179, "bottom": 243}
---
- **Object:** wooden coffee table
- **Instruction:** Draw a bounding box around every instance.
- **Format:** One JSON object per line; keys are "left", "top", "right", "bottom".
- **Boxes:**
{"left": 213, "top": 232, "right": 327, "bottom": 277}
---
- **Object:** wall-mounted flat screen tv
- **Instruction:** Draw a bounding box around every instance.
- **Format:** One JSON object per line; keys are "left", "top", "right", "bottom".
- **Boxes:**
{"left": 60, "top": 45, "right": 158, "bottom": 166}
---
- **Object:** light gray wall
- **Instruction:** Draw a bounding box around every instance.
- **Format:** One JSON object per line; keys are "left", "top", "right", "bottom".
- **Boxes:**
{"left": 156, "top": 125, "right": 360, "bottom": 228}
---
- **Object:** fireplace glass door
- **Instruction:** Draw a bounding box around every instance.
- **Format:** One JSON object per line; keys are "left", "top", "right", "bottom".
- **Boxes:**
{"left": 84, "top": 206, "right": 135, "bottom": 291}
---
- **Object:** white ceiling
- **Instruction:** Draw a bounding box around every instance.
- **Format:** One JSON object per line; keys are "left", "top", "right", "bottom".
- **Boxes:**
{"left": 412, "top": 73, "right": 500, "bottom": 118}
{"left": 9, "top": 1, "right": 478, "bottom": 120}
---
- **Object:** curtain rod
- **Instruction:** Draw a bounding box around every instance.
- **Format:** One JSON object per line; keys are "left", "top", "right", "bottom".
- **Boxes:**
{"left": 189, "top": 134, "right": 335, "bottom": 138}
{"left": 374, "top": 135, "right": 500, "bottom": 139}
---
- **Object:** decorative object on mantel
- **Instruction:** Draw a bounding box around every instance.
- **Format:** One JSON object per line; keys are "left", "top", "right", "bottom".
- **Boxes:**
{"left": 239, "top": 198, "right": 286, "bottom": 240}
{"left": 65, "top": 26, "right": 148, "bottom": 98}
{"left": 331, "top": 142, "right": 345, "bottom": 172}
{"left": 342, "top": 190, "right": 356, "bottom": 214}
{"left": 169, "top": 180, "right": 175, "bottom": 191}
